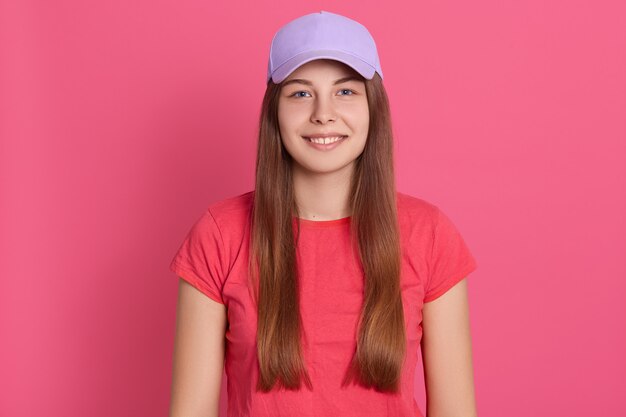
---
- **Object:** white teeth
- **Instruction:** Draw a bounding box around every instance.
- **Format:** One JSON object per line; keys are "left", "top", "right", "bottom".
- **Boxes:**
{"left": 306, "top": 136, "right": 346, "bottom": 144}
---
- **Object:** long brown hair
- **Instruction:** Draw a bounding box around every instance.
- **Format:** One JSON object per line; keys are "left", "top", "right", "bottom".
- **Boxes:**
{"left": 247, "top": 68, "right": 405, "bottom": 394}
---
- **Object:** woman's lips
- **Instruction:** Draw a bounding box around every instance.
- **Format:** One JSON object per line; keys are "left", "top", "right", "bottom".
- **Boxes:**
{"left": 302, "top": 135, "right": 348, "bottom": 151}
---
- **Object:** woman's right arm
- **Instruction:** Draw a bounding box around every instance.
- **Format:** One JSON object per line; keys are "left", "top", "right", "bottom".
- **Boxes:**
{"left": 169, "top": 278, "right": 227, "bottom": 417}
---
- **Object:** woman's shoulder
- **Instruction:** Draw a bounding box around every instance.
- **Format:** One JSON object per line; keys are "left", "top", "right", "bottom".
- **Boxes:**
{"left": 203, "top": 189, "right": 254, "bottom": 231}
{"left": 396, "top": 190, "right": 440, "bottom": 223}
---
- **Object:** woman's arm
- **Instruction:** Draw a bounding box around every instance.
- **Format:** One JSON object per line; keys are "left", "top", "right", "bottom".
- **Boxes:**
{"left": 169, "top": 279, "right": 227, "bottom": 417}
{"left": 421, "top": 278, "right": 478, "bottom": 417}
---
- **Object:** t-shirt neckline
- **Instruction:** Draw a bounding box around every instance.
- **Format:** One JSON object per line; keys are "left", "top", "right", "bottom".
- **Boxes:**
{"left": 292, "top": 215, "right": 351, "bottom": 228}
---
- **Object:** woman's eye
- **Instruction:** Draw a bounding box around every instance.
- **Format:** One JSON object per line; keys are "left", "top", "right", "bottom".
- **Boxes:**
{"left": 289, "top": 89, "right": 355, "bottom": 98}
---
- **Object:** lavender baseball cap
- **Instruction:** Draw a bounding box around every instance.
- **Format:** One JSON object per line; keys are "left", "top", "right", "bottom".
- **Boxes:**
{"left": 267, "top": 10, "right": 383, "bottom": 84}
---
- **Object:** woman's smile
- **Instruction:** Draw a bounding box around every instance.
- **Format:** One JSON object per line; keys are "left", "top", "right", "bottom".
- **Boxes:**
{"left": 302, "top": 135, "right": 349, "bottom": 151}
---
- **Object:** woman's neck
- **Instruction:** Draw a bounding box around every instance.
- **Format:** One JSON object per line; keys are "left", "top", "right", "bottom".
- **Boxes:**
{"left": 292, "top": 164, "right": 353, "bottom": 220}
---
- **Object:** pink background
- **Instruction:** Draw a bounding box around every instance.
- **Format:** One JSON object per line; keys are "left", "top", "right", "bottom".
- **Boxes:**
{"left": 1, "top": 1, "right": 625, "bottom": 416}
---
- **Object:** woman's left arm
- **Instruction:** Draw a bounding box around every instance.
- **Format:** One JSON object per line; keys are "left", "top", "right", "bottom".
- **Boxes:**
{"left": 421, "top": 277, "right": 478, "bottom": 417}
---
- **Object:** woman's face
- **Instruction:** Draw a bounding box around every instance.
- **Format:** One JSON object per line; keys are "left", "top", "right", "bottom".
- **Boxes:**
{"left": 277, "top": 59, "right": 369, "bottom": 176}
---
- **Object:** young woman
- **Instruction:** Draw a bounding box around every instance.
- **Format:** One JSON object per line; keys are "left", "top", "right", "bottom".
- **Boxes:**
{"left": 169, "top": 10, "right": 478, "bottom": 417}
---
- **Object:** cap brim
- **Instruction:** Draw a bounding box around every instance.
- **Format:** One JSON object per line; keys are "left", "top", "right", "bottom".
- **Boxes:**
{"left": 270, "top": 49, "right": 376, "bottom": 84}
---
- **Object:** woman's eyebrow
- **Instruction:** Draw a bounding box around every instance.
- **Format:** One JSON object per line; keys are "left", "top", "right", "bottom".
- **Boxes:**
{"left": 281, "top": 76, "right": 361, "bottom": 88}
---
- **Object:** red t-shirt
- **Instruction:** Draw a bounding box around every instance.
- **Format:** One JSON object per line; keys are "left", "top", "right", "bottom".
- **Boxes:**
{"left": 169, "top": 190, "right": 478, "bottom": 417}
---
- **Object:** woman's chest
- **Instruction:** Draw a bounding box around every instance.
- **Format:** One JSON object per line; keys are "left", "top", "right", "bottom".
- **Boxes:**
{"left": 221, "top": 229, "right": 429, "bottom": 360}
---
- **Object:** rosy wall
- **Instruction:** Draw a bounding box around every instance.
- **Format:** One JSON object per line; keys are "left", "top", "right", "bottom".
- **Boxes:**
{"left": 1, "top": 0, "right": 624, "bottom": 416}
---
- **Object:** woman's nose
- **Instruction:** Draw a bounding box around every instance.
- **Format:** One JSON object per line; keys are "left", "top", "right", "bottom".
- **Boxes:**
{"left": 310, "top": 96, "right": 337, "bottom": 124}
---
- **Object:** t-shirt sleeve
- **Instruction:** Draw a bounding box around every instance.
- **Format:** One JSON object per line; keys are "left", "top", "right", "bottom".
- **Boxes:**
{"left": 423, "top": 207, "right": 478, "bottom": 303}
{"left": 169, "top": 208, "right": 227, "bottom": 304}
